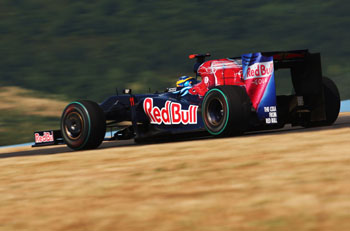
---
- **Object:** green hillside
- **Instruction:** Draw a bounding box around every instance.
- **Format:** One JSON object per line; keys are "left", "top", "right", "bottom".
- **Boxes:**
{"left": 0, "top": 0, "right": 349, "bottom": 101}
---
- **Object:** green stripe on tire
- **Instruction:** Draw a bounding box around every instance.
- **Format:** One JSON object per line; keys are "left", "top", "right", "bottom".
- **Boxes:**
{"left": 202, "top": 88, "right": 230, "bottom": 136}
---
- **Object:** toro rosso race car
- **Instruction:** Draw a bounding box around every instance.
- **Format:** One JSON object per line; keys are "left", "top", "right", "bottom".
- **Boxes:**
{"left": 33, "top": 50, "right": 340, "bottom": 150}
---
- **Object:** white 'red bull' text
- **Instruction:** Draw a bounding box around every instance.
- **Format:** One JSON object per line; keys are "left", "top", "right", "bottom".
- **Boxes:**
{"left": 143, "top": 98, "right": 198, "bottom": 125}
{"left": 245, "top": 61, "right": 274, "bottom": 79}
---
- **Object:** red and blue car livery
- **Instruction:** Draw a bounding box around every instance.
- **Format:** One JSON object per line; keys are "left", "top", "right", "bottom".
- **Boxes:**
{"left": 33, "top": 50, "right": 340, "bottom": 150}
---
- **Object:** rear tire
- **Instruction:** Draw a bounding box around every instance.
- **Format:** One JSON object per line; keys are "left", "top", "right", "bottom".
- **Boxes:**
{"left": 61, "top": 100, "right": 106, "bottom": 150}
{"left": 322, "top": 77, "right": 340, "bottom": 125}
{"left": 304, "top": 77, "right": 340, "bottom": 127}
{"left": 202, "top": 86, "right": 251, "bottom": 136}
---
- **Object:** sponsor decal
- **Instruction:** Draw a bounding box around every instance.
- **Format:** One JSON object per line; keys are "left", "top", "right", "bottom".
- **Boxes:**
{"left": 242, "top": 55, "right": 275, "bottom": 110}
{"left": 242, "top": 53, "right": 278, "bottom": 124}
{"left": 35, "top": 131, "right": 54, "bottom": 143}
{"left": 245, "top": 61, "right": 274, "bottom": 80}
{"left": 143, "top": 98, "right": 198, "bottom": 125}
{"left": 264, "top": 106, "right": 278, "bottom": 124}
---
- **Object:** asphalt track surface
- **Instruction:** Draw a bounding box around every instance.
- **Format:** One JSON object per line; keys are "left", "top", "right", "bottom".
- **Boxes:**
{"left": 1, "top": 112, "right": 349, "bottom": 158}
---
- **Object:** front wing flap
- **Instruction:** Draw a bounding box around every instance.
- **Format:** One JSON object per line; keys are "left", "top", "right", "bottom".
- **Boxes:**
{"left": 32, "top": 130, "right": 64, "bottom": 147}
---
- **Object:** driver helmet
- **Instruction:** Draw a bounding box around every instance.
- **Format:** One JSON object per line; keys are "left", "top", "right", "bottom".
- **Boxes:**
{"left": 176, "top": 76, "right": 197, "bottom": 88}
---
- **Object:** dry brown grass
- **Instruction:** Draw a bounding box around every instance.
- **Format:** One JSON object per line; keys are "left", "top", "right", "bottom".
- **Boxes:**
{"left": 0, "top": 86, "right": 67, "bottom": 117}
{"left": 0, "top": 114, "right": 350, "bottom": 231}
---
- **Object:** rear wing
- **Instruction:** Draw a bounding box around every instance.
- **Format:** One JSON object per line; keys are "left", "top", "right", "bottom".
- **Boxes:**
{"left": 231, "top": 49, "right": 325, "bottom": 123}
{"left": 261, "top": 50, "right": 325, "bottom": 123}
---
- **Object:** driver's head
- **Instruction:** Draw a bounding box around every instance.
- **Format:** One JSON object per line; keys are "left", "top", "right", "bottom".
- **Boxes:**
{"left": 176, "top": 76, "right": 197, "bottom": 88}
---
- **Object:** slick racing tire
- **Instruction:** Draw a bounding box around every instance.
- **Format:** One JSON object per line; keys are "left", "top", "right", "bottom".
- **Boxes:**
{"left": 202, "top": 86, "right": 251, "bottom": 137}
{"left": 304, "top": 77, "right": 340, "bottom": 127}
{"left": 322, "top": 77, "right": 340, "bottom": 125}
{"left": 61, "top": 100, "right": 106, "bottom": 150}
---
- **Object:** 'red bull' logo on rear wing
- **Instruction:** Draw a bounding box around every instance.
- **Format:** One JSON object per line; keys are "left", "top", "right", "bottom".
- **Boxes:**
{"left": 143, "top": 98, "right": 198, "bottom": 125}
{"left": 242, "top": 53, "right": 278, "bottom": 124}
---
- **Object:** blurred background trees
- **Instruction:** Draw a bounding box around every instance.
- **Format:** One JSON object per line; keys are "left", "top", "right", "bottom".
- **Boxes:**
{"left": 0, "top": 0, "right": 349, "bottom": 101}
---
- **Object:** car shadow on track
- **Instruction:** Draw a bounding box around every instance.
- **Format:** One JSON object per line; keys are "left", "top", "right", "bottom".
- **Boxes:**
{"left": 0, "top": 140, "right": 136, "bottom": 159}
{"left": 1, "top": 114, "right": 350, "bottom": 159}
{"left": 247, "top": 114, "right": 350, "bottom": 137}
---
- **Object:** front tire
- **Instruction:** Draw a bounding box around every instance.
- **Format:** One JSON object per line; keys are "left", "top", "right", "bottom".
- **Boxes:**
{"left": 202, "top": 86, "right": 251, "bottom": 136}
{"left": 61, "top": 100, "right": 106, "bottom": 150}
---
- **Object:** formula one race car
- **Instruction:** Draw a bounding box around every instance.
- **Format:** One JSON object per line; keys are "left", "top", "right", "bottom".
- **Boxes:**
{"left": 33, "top": 49, "right": 340, "bottom": 150}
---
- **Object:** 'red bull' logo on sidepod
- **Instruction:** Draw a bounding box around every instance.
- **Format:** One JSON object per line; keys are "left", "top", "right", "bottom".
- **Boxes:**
{"left": 143, "top": 98, "right": 198, "bottom": 125}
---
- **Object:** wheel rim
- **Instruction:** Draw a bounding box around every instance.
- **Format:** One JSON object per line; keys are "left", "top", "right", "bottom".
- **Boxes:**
{"left": 206, "top": 97, "right": 225, "bottom": 127}
{"left": 64, "top": 111, "right": 84, "bottom": 140}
